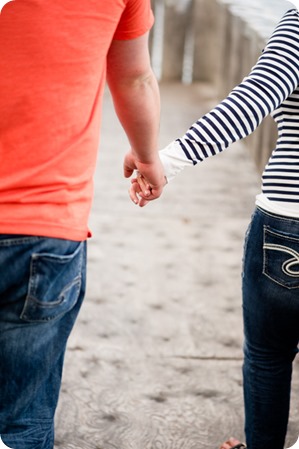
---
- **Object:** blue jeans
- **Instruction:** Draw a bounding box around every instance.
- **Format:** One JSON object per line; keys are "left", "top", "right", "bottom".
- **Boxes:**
{"left": 0, "top": 235, "right": 87, "bottom": 449}
{"left": 243, "top": 207, "right": 299, "bottom": 449}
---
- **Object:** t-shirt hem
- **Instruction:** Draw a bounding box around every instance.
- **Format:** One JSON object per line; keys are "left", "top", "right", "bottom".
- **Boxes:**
{"left": 0, "top": 222, "right": 91, "bottom": 241}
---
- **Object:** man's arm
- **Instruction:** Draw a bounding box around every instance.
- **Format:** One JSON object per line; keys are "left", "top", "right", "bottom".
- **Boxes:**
{"left": 106, "top": 32, "right": 165, "bottom": 205}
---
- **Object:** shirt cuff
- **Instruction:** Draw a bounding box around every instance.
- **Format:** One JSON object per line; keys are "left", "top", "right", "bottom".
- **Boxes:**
{"left": 159, "top": 140, "right": 194, "bottom": 182}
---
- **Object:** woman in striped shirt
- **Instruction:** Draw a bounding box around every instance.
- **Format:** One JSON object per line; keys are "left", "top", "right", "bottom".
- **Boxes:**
{"left": 129, "top": 4, "right": 299, "bottom": 449}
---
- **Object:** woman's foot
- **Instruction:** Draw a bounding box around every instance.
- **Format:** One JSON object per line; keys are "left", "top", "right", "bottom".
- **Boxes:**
{"left": 220, "top": 437, "right": 246, "bottom": 449}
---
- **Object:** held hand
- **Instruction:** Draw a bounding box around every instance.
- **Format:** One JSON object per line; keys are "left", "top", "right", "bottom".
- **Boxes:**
{"left": 129, "top": 172, "right": 168, "bottom": 207}
{"left": 124, "top": 150, "right": 167, "bottom": 207}
{"left": 129, "top": 176, "right": 148, "bottom": 207}
{"left": 129, "top": 175, "right": 150, "bottom": 207}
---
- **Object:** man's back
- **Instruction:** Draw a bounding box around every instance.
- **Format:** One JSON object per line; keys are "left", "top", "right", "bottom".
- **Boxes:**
{"left": 0, "top": 0, "right": 153, "bottom": 241}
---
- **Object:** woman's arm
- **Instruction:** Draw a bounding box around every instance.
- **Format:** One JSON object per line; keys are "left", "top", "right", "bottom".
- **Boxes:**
{"left": 160, "top": 9, "right": 299, "bottom": 181}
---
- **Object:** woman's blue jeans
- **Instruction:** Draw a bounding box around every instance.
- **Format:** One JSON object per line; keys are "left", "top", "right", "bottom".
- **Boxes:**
{"left": 243, "top": 207, "right": 299, "bottom": 449}
{"left": 0, "top": 235, "right": 87, "bottom": 449}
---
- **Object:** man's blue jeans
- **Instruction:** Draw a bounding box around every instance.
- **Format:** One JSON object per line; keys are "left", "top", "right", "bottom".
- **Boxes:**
{"left": 0, "top": 235, "right": 87, "bottom": 449}
{"left": 243, "top": 207, "right": 299, "bottom": 449}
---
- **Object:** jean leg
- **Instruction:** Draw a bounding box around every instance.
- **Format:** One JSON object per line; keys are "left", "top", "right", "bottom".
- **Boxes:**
{"left": 242, "top": 209, "right": 299, "bottom": 449}
{"left": 0, "top": 236, "right": 87, "bottom": 449}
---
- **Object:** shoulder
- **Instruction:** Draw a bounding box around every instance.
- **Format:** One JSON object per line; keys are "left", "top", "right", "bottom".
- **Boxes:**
{"left": 286, "top": 0, "right": 299, "bottom": 10}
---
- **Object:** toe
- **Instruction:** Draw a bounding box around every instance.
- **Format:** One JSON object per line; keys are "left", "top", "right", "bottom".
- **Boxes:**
{"left": 219, "top": 437, "right": 243, "bottom": 449}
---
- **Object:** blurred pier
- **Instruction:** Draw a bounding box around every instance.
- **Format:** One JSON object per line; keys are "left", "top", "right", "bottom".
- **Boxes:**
{"left": 149, "top": 0, "right": 288, "bottom": 172}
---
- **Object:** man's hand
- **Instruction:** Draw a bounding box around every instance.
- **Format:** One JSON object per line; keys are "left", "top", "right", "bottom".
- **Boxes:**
{"left": 124, "top": 150, "right": 167, "bottom": 207}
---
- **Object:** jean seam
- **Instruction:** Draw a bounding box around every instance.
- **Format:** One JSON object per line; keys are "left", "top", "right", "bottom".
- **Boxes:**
{"left": 0, "top": 236, "right": 41, "bottom": 247}
{"left": 257, "top": 206, "right": 299, "bottom": 225}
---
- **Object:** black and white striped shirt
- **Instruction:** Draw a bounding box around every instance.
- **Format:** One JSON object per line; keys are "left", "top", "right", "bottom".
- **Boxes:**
{"left": 159, "top": 8, "right": 299, "bottom": 217}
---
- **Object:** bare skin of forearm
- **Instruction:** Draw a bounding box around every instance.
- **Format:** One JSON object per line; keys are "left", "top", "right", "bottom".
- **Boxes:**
{"left": 106, "top": 35, "right": 165, "bottom": 205}
{"left": 108, "top": 69, "right": 160, "bottom": 163}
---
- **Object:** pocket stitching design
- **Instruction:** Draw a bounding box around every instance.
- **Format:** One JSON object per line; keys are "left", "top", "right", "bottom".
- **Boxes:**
{"left": 264, "top": 243, "right": 299, "bottom": 277}
{"left": 21, "top": 242, "right": 84, "bottom": 322}
{"left": 26, "top": 275, "right": 82, "bottom": 308}
{"left": 263, "top": 226, "right": 299, "bottom": 289}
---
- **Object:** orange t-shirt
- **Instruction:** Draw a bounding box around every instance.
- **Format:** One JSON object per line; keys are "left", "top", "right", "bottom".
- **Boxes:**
{"left": 0, "top": 0, "right": 154, "bottom": 240}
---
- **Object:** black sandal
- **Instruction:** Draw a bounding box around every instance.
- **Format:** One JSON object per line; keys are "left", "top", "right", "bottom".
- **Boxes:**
{"left": 231, "top": 445, "right": 246, "bottom": 449}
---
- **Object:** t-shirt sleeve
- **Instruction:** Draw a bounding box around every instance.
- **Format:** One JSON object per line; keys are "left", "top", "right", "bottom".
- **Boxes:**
{"left": 113, "top": 0, "right": 154, "bottom": 40}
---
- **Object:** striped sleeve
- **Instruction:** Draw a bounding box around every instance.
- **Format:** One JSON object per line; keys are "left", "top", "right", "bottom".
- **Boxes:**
{"left": 159, "top": 9, "right": 299, "bottom": 181}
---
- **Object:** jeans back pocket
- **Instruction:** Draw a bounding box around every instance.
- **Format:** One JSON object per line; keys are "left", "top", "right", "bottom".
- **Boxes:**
{"left": 263, "top": 225, "right": 299, "bottom": 289}
{"left": 21, "top": 241, "right": 84, "bottom": 322}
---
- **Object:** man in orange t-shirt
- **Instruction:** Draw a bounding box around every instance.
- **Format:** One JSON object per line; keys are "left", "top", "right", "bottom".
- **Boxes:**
{"left": 0, "top": 1, "right": 164, "bottom": 448}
